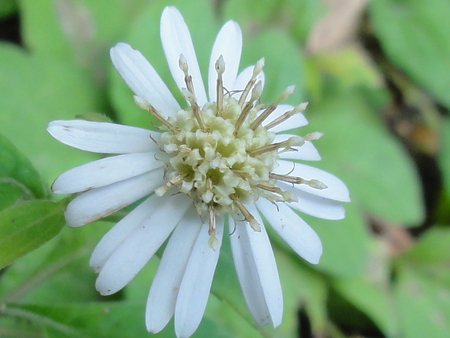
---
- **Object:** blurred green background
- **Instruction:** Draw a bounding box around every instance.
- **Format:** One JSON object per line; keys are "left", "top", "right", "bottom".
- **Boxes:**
{"left": 1, "top": 0, "right": 450, "bottom": 337}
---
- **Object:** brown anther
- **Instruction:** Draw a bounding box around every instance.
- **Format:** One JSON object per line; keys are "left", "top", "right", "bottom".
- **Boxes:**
{"left": 134, "top": 96, "right": 176, "bottom": 132}
{"left": 264, "top": 102, "right": 308, "bottom": 130}
{"left": 269, "top": 173, "right": 327, "bottom": 189}
{"left": 234, "top": 199, "right": 261, "bottom": 231}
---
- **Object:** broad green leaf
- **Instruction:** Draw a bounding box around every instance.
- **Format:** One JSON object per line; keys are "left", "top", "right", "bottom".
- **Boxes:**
{"left": 109, "top": 0, "right": 217, "bottom": 129}
{"left": 0, "top": 0, "right": 17, "bottom": 17}
{"left": 0, "top": 302, "right": 149, "bottom": 338}
{"left": 0, "top": 300, "right": 233, "bottom": 338}
{"left": 18, "top": 0, "right": 148, "bottom": 74}
{"left": 0, "top": 221, "right": 111, "bottom": 305}
{"left": 240, "top": 29, "right": 304, "bottom": 104}
{"left": 394, "top": 266, "right": 450, "bottom": 338}
{"left": 223, "top": 0, "right": 324, "bottom": 44}
{"left": 273, "top": 246, "right": 328, "bottom": 337}
{"left": 305, "top": 87, "right": 423, "bottom": 224}
{"left": 397, "top": 227, "right": 450, "bottom": 286}
{"left": 0, "top": 199, "right": 67, "bottom": 269}
{"left": 0, "top": 181, "right": 31, "bottom": 211}
{"left": 370, "top": 0, "right": 450, "bottom": 110}
{"left": 332, "top": 277, "right": 400, "bottom": 337}
{"left": 0, "top": 133, "right": 46, "bottom": 205}
{"left": 301, "top": 203, "right": 371, "bottom": 277}
{"left": 0, "top": 43, "right": 100, "bottom": 183}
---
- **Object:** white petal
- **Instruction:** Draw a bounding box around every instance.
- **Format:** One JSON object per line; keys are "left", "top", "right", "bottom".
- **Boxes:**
{"left": 245, "top": 205, "right": 283, "bottom": 327}
{"left": 229, "top": 218, "right": 271, "bottom": 326}
{"left": 274, "top": 160, "right": 351, "bottom": 202}
{"left": 262, "top": 104, "right": 308, "bottom": 133}
{"left": 95, "top": 193, "right": 191, "bottom": 295}
{"left": 90, "top": 195, "right": 159, "bottom": 272}
{"left": 110, "top": 42, "right": 180, "bottom": 118}
{"left": 208, "top": 20, "right": 242, "bottom": 101}
{"left": 279, "top": 182, "right": 346, "bottom": 220}
{"left": 274, "top": 134, "right": 321, "bottom": 161}
{"left": 47, "top": 120, "right": 160, "bottom": 154}
{"left": 160, "top": 6, "right": 207, "bottom": 106}
{"left": 256, "top": 199, "right": 322, "bottom": 264}
{"left": 65, "top": 168, "right": 165, "bottom": 227}
{"left": 146, "top": 208, "right": 202, "bottom": 333}
{"left": 52, "top": 152, "right": 165, "bottom": 194}
{"left": 174, "top": 220, "right": 224, "bottom": 338}
{"left": 233, "top": 66, "right": 265, "bottom": 99}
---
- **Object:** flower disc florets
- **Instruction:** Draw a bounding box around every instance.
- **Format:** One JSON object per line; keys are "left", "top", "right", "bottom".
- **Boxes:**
{"left": 157, "top": 95, "right": 278, "bottom": 219}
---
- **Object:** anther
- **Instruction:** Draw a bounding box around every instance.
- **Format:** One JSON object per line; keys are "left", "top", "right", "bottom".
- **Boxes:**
{"left": 181, "top": 88, "right": 206, "bottom": 131}
{"left": 234, "top": 81, "right": 263, "bottom": 134}
{"left": 215, "top": 55, "right": 225, "bottom": 112}
{"left": 234, "top": 199, "right": 261, "bottom": 232}
{"left": 256, "top": 183, "right": 298, "bottom": 202}
{"left": 238, "top": 58, "right": 265, "bottom": 107}
{"left": 134, "top": 96, "right": 175, "bottom": 131}
{"left": 304, "top": 131, "right": 323, "bottom": 141}
{"left": 249, "top": 136, "right": 304, "bottom": 156}
{"left": 155, "top": 175, "right": 185, "bottom": 196}
{"left": 250, "top": 85, "right": 296, "bottom": 130}
{"left": 269, "top": 173, "right": 327, "bottom": 189}
{"left": 264, "top": 102, "right": 308, "bottom": 130}
{"left": 207, "top": 204, "right": 219, "bottom": 250}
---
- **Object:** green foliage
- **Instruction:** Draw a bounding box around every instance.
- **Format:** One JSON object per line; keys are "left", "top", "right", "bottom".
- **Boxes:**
{"left": 0, "top": 199, "right": 66, "bottom": 269}
{"left": 0, "top": 0, "right": 17, "bottom": 17}
{"left": 370, "top": 0, "right": 450, "bottom": 110}
{"left": 0, "top": 133, "right": 46, "bottom": 209}
{"left": 306, "top": 86, "right": 424, "bottom": 224}
{"left": 1, "top": 0, "right": 449, "bottom": 337}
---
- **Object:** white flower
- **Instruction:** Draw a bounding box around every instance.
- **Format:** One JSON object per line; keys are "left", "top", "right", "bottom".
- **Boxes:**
{"left": 47, "top": 6, "right": 350, "bottom": 338}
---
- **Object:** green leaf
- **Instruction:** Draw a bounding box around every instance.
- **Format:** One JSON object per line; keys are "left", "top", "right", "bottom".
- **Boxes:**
{"left": 397, "top": 227, "right": 450, "bottom": 286}
{"left": 370, "top": 0, "right": 450, "bottom": 110}
{"left": 0, "top": 133, "right": 46, "bottom": 206}
{"left": 394, "top": 266, "right": 450, "bottom": 338}
{"left": 0, "top": 43, "right": 100, "bottom": 183}
{"left": 0, "top": 199, "right": 67, "bottom": 269}
{"left": 332, "top": 277, "right": 400, "bottom": 337}
{"left": 240, "top": 29, "right": 304, "bottom": 104}
{"left": 273, "top": 246, "right": 328, "bottom": 337}
{"left": 223, "top": 0, "right": 324, "bottom": 44}
{"left": 302, "top": 203, "right": 371, "bottom": 277}
{"left": 305, "top": 87, "right": 424, "bottom": 224}
{"left": 18, "top": 0, "right": 148, "bottom": 74}
{"left": 0, "top": 0, "right": 17, "bottom": 17}
{"left": 0, "top": 302, "right": 149, "bottom": 338}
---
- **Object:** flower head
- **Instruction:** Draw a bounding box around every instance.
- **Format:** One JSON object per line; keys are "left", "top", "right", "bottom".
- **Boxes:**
{"left": 48, "top": 6, "right": 350, "bottom": 338}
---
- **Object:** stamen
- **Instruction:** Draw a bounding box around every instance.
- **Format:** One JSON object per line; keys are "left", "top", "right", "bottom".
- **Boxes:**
{"left": 264, "top": 102, "right": 308, "bottom": 130}
{"left": 256, "top": 183, "right": 298, "bottom": 202}
{"left": 155, "top": 175, "right": 185, "bottom": 196}
{"left": 234, "top": 199, "right": 261, "bottom": 231}
{"left": 207, "top": 205, "right": 219, "bottom": 250}
{"left": 238, "top": 58, "right": 265, "bottom": 107}
{"left": 269, "top": 173, "right": 328, "bottom": 189}
{"left": 181, "top": 88, "right": 206, "bottom": 131}
{"left": 234, "top": 81, "right": 263, "bottom": 134}
{"left": 249, "top": 136, "right": 304, "bottom": 156}
{"left": 304, "top": 131, "right": 324, "bottom": 141}
{"left": 215, "top": 55, "right": 225, "bottom": 113}
{"left": 134, "top": 96, "right": 175, "bottom": 131}
{"left": 250, "top": 85, "right": 295, "bottom": 130}
{"left": 179, "top": 54, "right": 196, "bottom": 95}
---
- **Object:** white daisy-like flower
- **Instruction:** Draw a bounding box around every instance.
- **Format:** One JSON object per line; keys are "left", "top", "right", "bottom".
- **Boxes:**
{"left": 47, "top": 6, "right": 350, "bottom": 338}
